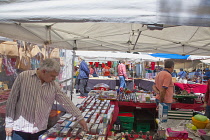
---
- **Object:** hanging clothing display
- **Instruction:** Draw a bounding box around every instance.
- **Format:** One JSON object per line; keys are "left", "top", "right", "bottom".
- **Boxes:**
{"left": 107, "top": 61, "right": 112, "bottom": 67}
{"left": 95, "top": 62, "right": 99, "bottom": 67}
{"left": 2, "top": 56, "right": 17, "bottom": 76}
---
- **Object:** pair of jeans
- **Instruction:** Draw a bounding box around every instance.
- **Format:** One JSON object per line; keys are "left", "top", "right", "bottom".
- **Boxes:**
{"left": 12, "top": 130, "right": 46, "bottom": 140}
{"left": 78, "top": 78, "right": 88, "bottom": 97}
{"left": 205, "top": 105, "right": 210, "bottom": 119}
{"left": 119, "top": 76, "right": 126, "bottom": 88}
{"left": 155, "top": 99, "right": 172, "bottom": 110}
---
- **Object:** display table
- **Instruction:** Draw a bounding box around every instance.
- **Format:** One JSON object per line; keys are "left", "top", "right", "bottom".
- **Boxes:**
{"left": 116, "top": 101, "right": 204, "bottom": 111}
{"left": 156, "top": 119, "right": 199, "bottom": 140}
{"left": 88, "top": 78, "right": 133, "bottom": 90}
{"left": 107, "top": 100, "right": 119, "bottom": 138}
{"left": 134, "top": 79, "right": 154, "bottom": 91}
{"left": 118, "top": 101, "right": 156, "bottom": 108}
{"left": 135, "top": 79, "right": 208, "bottom": 94}
{"left": 171, "top": 103, "right": 204, "bottom": 111}
{"left": 174, "top": 83, "right": 207, "bottom": 93}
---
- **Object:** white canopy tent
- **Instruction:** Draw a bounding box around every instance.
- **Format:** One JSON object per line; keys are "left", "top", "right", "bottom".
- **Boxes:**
{"left": 0, "top": 23, "right": 210, "bottom": 56}
{"left": 187, "top": 55, "right": 210, "bottom": 60}
{"left": 201, "top": 59, "right": 210, "bottom": 65}
{"left": 0, "top": 0, "right": 210, "bottom": 27}
{"left": 75, "top": 51, "right": 166, "bottom": 62}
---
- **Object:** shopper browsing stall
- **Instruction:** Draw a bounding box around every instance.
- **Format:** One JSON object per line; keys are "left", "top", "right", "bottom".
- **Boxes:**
{"left": 152, "top": 60, "right": 175, "bottom": 110}
{"left": 178, "top": 68, "right": 187, "bottom": 79}
{"left": 204, "top": 68, "right": 210, "bottom": 80}
{"left": 171, "top": 70, "right": 177, "bottom": 77}
{"left": 78, "top": 56, "right": 90, "bottom": 98}
{"left": 89, "top": 65, "right": 97, "bottom": 77}
{"left": 96, "top": 64, "right": 102, "bottom": 76}
{"left": 118, "top": 60, "right": 128, "bottom": 88}
{"left": 5, "top": 58, "right": 87, "bottom": 140}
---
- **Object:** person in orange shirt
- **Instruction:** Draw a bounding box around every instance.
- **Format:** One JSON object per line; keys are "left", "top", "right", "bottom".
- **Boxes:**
{"left": 152, "top": 60, "right": 175, "bottom": 110}
{"left": 102, "top": 63, "right": 111, "bottom": 76}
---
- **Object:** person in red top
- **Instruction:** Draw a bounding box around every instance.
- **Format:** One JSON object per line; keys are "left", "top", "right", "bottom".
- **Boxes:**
{"left": 152, "top": 60, "right": 174, "bottom": 110}
{"left": 102, "top": 63, "right": 111, "bottom": 76}
{"left": 204, "top": 80, "right": 210, "bottom": 118}
{"left": 118, "top": 60, "right": 128, "bottom": 88}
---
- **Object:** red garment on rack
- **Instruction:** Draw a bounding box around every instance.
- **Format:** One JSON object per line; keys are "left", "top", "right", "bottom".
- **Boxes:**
{"left": 107, "top": 61, "right": 112, "bottom": 67}
{"left": 102, "top": 63, "right": 105, "bottom": 68}
{"left": 95, "top": 62, "right": 99, "bottom": 67}
{"left": 151, "top": 62, "right": 155, "bottom": 70}
{"left": 89, "top": 62, "right": 93, "bottom": 65}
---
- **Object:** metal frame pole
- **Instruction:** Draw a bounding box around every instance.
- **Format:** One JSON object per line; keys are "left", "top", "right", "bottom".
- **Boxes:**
{"left": 70, "top": 50, "right": 76, "bottom": 100}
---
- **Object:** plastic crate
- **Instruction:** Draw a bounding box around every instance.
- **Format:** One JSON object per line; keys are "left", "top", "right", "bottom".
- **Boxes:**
{"left": 122, "top": 122, "right": 133, "bottom": 129}
{"left": 177, "top": 97, "right": 195, "bottom": 104}
{"left": 118, "top": 112, "right": 134, "bottom": 123}
{"left": 136, "top": 122, "right": 150, "bottom": 132}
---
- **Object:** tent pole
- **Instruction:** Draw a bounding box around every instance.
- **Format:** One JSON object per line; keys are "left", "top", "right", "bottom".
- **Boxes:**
{"left": 142, "top": 61, "right": 145, "bottom": 78}
{"left": 132, "top": 63, "right": 134, "bottom": 90}
{"left": 70, "top": 50, "right": 76, "bottom": 100}
{"left": 65, "top": 49, "right": 68, "bottom": 95}
{"left": 202, "top": 62, "right": 204, "bottom": 84}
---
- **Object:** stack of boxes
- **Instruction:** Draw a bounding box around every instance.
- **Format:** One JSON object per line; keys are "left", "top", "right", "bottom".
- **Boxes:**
{"left": 118, "top": 112, "right": 134, "bottom": 133}
{"left": 39, "top": 95, "right": 115, "bottom": 140}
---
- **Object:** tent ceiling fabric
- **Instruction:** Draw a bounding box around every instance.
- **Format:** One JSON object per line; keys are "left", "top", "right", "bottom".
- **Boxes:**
{"left": 0, "top": 22, "right": 210, "bottom": 55}
{"left": 0, "top": 1, "right": 210, "bottom": 55}
{"left": 0, "top": 0, "right": 210, "bottom": 26}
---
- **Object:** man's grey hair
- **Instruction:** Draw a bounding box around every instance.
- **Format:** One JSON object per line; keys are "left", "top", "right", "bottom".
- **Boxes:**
{"left": 164, "top": 60, "right": 174, "bottom": 68}
{"left": 39, "top": 58, "right": 60, "bottom": 72}
{"left": 79, "top": 56, "right": 85, "bottom": 60}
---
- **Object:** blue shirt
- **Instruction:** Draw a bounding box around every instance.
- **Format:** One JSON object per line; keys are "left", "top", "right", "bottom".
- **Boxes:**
{"left": 195, "top": 71, "right": 201, "bottom": 77}
{"left": 205, "top": 71, "right": 210, "bottom": 77}
{"left": 78, "top": 60, "right": 89, "bottom": 79}
{"left": 171, "top": 72, "right": 177, "bottom": 77}
{"left": 178, "top": 71, "right": 187, "bottom": 78}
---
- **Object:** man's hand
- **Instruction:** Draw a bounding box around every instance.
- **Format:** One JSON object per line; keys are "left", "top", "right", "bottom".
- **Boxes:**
{"left": 159, "top": 87, "right": 166, "bottom": 103}
{"left": 160, "top": 97, "right": 164, "bottom": 103}
{"left": 152, "top": 85, "right": 160, "bottom": 94}
{"left": 79, "top": 119, "right": 88, "bottom": 132}
{"left": 5, "top": 127, "right": 13, "bottom": 136}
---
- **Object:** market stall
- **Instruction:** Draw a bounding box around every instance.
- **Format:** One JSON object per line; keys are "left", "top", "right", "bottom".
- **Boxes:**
{"left": 33, "top": 88, "right": 206, "bottom": 139}
{"left": 0, "top": 1, "right": 210, "bottom": 139}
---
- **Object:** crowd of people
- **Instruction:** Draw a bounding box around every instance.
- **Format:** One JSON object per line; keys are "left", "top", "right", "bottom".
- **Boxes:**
{"left": 171, "top": 68, "right": 210, "bottom": 82}
{"left": 74, "top": 57, "right": 129, "bottom": 98}
{"left": 152, "top": 60, "right": 210, "bottom": 119}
